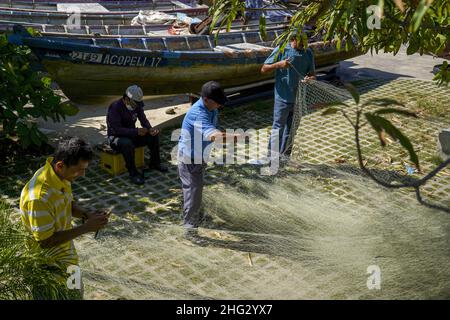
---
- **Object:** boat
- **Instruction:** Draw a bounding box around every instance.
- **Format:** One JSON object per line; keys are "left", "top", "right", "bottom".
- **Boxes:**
{"left": 0, "top": 0, "right": 204, "bottom": 12}
{"left": 0, "top": 18, "right": 285, "bottom": 36}
{"left": 8, "top": 25, "right": 360, "bottom": 105}
{"left": 0, "top": 5, "right": 208, "bottom": 26}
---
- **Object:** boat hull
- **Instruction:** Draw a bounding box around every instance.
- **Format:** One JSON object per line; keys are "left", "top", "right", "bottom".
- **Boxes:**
{"left": 11, "top": 30, "right": 361, "bottom": 105}
{"left": 43, "top": 60, "right": 271, "bottom": 104}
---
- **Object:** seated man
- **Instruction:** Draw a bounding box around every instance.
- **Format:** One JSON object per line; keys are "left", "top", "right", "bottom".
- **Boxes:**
{"left": 106, "top": 85, "right": 168, "bottom": 185}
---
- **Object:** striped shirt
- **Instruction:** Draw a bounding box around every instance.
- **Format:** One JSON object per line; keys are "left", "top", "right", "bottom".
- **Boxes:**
{"left": 20, "top": 157, "right": 78, "bottom": 266}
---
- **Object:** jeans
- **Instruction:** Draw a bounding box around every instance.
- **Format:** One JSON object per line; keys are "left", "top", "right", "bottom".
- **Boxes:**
{"left": 109, "top": 134, "right": 161, "bottom": 176}
{"left": 268, "top": 99, "right": 294, "bottom": 157}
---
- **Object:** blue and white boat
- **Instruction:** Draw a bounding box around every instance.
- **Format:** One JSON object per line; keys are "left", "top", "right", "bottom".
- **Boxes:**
{"left": 9, "top": 25, "right": 359, "bottom": 104}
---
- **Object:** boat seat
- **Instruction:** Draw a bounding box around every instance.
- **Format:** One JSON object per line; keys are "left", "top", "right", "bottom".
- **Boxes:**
{"left": 186, "top": 36, "right": 212, "bottom": 50}
{"left": 94, "top": 38, "right": 121, "bottom": 48}
{"left": 264, "top": 30, "right": 277, "bottom": 42}
{"left": 215, "top": 43, "right": 273, "bottom": 56}
{"left": 66, "top": 27, "right": 88, "bottom": 35}
{"left": 43, "top": 24, "right": 66, "bottom": 34}
{"left": 215, "top": 43, "right": 273, "bottom": 52}
{"left": 244, "top": 32, "right": 262, "bottom": 44}
{"left": 164, "top": 37, "right": 190, "bottom": 51}
{"left": 120, "top": 38, "right": 146, "bottom": 50}
{"left": 144, "top": 38, "right": 166, "bottom": 51}
{"left": 88, "top": 25, "right": 108, "bottom": 36}
{"left": 214, "top": 33, "right": 245, "bottom": 46}
{"left": 110, "top": 25, "right": 146, "bottom": 36}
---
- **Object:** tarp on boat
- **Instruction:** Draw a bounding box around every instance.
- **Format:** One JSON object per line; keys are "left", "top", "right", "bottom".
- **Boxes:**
{"left": 131, "top": 10, "right": 201, "bottom": 26}
{"left": 131, "top": 10, "right": 178, "bottom": 25}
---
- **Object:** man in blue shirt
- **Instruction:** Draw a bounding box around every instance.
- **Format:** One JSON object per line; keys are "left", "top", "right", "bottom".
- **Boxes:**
{"left": 261, "top": 31, "right": 316, "bottom": 158}
{"left": 178, "top": 81, "right": 238, "bottom": 240}
{"left": 107, "top": 85, "right": 168, "bottom": 185}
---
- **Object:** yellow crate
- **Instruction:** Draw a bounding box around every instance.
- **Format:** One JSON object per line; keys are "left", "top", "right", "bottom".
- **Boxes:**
{"left": 100, "top": 147, "right": 145, "bottom": 176}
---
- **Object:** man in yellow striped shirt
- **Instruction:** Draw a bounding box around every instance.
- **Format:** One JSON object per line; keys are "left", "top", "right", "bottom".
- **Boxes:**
{"left": 20, "top": 138, "right": 109, "bottom": 293}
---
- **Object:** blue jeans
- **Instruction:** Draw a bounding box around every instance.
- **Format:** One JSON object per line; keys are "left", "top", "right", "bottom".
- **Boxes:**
{"left": 268, "top": 99, "right": 294, "bottom": 157}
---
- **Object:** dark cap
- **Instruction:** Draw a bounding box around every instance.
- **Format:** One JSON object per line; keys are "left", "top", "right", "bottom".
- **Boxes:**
{"left": 289, "top": 29, "right": 298, "bottom": 39}
{"left": 201, "top": 81, "right": 228, "bottom": 106}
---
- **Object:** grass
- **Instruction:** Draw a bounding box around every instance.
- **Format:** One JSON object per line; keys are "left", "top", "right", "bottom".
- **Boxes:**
{"left": 0, "top": 199, "right": 81, "bottom": 300}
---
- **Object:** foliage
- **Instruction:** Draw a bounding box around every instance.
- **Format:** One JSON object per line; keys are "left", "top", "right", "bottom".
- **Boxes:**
{"left": 321, "top": 83, "right": 450, "bottom": 212}
{"left": 210, "top": 0, "right": 450, "bottom": 85}
{"left": 0, "top": 200, "right": 81, "bottom": 300}
{"left": 0, "top": 31, "right": 78, "bottom": 148}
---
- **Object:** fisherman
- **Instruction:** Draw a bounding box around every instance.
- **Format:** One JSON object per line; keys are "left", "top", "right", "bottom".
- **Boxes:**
{"left": 106, "top": 85, "right": 168, "bottom": 185}
{"left": 19, "top": 137, "right": 109, "bottom": 298}
{"left": 261, "top": 30, "right": 316, "bottom": 159}
{"left": 178, "top": 81, "right": 240, "bottom": 242}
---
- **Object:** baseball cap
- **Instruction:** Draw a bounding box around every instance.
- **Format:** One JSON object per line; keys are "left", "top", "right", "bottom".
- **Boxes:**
{"left": 201, "top": 81, "right": 228, "bottom": 106}
{"left": 125, "top": 85, "right": 144, "bottom": 106}
{"left": 289, "top": 29, "right": 298, "bottom": 39}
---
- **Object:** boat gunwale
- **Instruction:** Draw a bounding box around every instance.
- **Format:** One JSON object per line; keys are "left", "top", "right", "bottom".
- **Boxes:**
{"left": 19, "top": 35, "right": 277, "bottom": 61}
{"left": 0, "top": 6, "right": 208, "bottom": 16}
{"left": 36, "top": 24, "right": 287, "bottom": 39}
{"left": 15, "top": 31, "right": 341, "bottom": 64}
{"left": 0, "top": 7, "right": 209, "bottom": 19}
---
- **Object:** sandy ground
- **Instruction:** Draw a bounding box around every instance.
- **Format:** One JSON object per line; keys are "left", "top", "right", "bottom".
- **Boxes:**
{"left": 37, "top": 46, "right": 446, "bottom": 146}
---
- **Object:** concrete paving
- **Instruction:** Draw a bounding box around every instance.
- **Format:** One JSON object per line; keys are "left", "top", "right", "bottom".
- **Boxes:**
{"left": 337, "top": 46, "right": 445, "bottom": 81}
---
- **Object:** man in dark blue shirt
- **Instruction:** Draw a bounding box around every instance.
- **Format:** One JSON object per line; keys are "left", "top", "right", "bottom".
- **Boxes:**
{"left": 107, "top": 85, "right": 168, "bottom": 185}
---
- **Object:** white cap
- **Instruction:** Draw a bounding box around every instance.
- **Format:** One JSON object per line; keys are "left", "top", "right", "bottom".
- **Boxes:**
{"left": 125, "top": 85, "right": 143, "bottom": 102}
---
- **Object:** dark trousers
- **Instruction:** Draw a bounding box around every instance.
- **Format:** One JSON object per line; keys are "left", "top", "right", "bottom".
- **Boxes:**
{"left": 109, "top": 134, "right": 161, "bottom": 176}
{"left": 178, "top": 163, "right": 206, "bottom": 229}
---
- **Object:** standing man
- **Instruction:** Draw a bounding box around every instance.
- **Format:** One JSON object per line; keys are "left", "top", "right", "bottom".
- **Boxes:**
{"left": 107, "top": 85, "right": 168, "bottom": 185}
{"left": 20, "top": 137, "right": 109, "bottom": 297}
{"left": 178, "top": 81, "right": 238, "bottom": 240}
{"left": 261, "top": 31, "right": 316, "bottom": 158}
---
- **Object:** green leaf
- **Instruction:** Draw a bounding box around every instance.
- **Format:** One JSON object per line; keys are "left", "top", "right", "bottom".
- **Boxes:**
{"left": 364, "top": 98, "right": 405, "bottom": 107}
{"left": 16, "top": 121, "right": 28, "bottom": 136}
{"left": 2, "top": 109, "right": 17, "bottom": 119}
{"left": 321, "top": 107, "right": 341, "bottom": 116}
{"left": 406, "top": 37, "right": 419, "bottom": 55}
{"left": 259, "top": 15, "right": 267, "bottom": 41}
{"left": 365, "top": 113, "right": 420, "bottom": 169}
{"left": 344, "top": 83, "right": 360, "bottom": 104}
{"left": 30, "top": 128, "right": 42, "bottom": 147}
{"left": 41, "top": 77, "right": 52, "bottom": 88}
{"left": 373, "top": 108, "right": 418, "bottom": 118}
{"left": 411, "top": 0, "right": 430, "bottom": 32}
{"left": 59, "top": 101, "right": 79, "bottom": 116}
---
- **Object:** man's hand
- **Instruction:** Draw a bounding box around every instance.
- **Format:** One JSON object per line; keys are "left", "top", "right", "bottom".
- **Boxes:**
{"left": 83, "top": 213, "right": 109, "bottom": 233}
{"left": 138, "top": 128, "right": 148, "bottom": 136}
{"left": 277, "top": 59, "right": 290, "bottom": 69}
{"left": 149, "top": 128, "right": 159, "bottom": 136}
{"left": 302, "top": 75, "right": 316, "bottom": 83}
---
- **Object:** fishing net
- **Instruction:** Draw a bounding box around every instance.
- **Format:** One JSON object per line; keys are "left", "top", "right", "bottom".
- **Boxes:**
{"left": 2, "top": 79, "right": 449, "bottom": 299}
